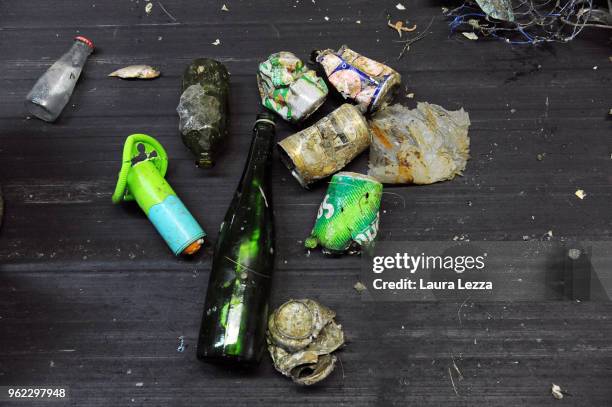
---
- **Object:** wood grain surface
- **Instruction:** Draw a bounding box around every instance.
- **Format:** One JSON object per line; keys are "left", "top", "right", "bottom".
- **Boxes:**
{"left": 0, "top": 0, "right": 611, "bottom": 405}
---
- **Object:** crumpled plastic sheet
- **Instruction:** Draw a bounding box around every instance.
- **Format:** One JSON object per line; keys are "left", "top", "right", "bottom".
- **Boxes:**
{"left": 368, "top": 102, "right": 471, "bottom": 185}
{"left": 176, "top": 84, "right": 221, "bottom": 134}
{"left": 257, "top": 51, "right": 328, "bottom": 122}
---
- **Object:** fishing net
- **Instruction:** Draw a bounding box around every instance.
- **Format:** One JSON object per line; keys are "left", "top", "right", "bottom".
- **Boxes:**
{"left": 447, "top": 0, "right": 611, "bottom": 44}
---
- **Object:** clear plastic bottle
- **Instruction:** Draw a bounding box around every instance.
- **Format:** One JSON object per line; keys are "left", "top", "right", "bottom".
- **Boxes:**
{"left": 25, "top": 36, "right": 94, "bottom": 122}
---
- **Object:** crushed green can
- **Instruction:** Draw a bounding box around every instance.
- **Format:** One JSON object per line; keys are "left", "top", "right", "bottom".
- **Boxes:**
{"left": 256, "top": 51, "right": 328, "bottom": 122}
{"left": 305, "top": 172, "right": 382, "bottom": 254}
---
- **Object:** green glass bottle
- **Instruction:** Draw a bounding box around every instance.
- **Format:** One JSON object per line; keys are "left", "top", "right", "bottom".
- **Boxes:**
{"left": 197, "top": 112, "right": 276, "bottom": 364}
{"left": 177, "top": 58, "right": 230, "bottom": 168}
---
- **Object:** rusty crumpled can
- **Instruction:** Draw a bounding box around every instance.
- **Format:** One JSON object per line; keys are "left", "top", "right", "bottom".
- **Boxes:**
{"left": 305, "top": 172, "right": 382, "bottom": 255}
{"left": 313, "top": 45, "right": 401, "bottom": 114}
{"left": 278, "top": 104, "right": 370, "bottom": 188}
{"left": 267, "top": 299, "right": 344, "bottom": 386}
{"left": 368, "top": 103, "right": 471, "bottom": 184}
{"left": 257, "top": 51, "right": 328, "bottom": 122}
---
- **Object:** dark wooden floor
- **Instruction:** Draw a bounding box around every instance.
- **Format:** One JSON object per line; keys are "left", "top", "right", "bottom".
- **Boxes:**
{"left": 1, "top": 1, "right": 611, "bottom": 406}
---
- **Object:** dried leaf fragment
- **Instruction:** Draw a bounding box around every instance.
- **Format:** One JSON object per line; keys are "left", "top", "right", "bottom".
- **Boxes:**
{"left": 387, "top": 20, "right": 417, "bottom": 37}
{"left": 462, "top": 32, "right": 479, "bottom": 40}
{"left": 551, "top": 383, "right": 564, "bottom": 399}
{"left": 108, "top": 65, "right": 160, "bottom": 79}
{"left": 575, "top": 189, "right": 586, "bottom": 200}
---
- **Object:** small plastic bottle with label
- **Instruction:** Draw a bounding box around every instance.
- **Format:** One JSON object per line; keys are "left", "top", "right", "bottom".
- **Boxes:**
{"left": 25, "top": 36, "right": 94, "bottom": 122}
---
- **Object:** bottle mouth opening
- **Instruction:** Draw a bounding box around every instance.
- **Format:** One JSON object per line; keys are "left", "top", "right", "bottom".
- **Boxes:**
{"left": 197, "top": 154, "right": 214, "bottom": 169}
{"left": 74, "top": 36, "right": 94, "bottom": 50}
{"left": 25, "top": 100, "right": 57, "bottom": 122}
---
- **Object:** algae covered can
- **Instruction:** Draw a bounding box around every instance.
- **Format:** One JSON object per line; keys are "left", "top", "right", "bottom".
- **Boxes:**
{"left": 177, "top": 58, "right": 230, "bottom": 168}
{"left": 305, "top": 172, "right": 382, "bottom": 254}
{"left": 313, "top": 45, "right": 401, "bottom": 114}
{"left": 278, "top": 104, "right": 370, "bottom": 188}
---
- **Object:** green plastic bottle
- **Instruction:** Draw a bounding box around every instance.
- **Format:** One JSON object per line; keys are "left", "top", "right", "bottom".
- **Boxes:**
{"left": 197, "top": 112, "right": 276, "bottom": 364}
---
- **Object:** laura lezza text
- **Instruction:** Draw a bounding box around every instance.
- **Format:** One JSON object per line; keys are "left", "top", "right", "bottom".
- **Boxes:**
{"left": 373, "top": 278, "right": 493, "bottom": 290}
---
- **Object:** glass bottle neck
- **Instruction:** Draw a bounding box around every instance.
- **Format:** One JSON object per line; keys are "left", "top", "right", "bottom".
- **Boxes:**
{"left": 237, "top": 122, "right": 274, "bottom": 190}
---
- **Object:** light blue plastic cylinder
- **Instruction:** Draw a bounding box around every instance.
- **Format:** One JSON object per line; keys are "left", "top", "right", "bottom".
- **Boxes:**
{"left": 148, "top": 195, "right": 206, "bottom": 255}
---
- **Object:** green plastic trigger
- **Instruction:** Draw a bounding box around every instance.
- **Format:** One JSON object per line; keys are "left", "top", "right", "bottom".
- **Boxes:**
{"left": 112, "top": 134, "right": 169, "bottom": 204}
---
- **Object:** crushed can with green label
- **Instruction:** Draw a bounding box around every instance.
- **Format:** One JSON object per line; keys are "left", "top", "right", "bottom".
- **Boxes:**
{"left": 304, "top": 172, "right": 382, "bottom": 254}
{"left": 257, "top": 51, "right": 328, "bottom": 122}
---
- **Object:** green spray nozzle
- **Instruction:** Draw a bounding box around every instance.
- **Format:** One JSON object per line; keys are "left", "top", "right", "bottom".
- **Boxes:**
{"left": 112, "top": 134, "right": 169, "bottom": 204}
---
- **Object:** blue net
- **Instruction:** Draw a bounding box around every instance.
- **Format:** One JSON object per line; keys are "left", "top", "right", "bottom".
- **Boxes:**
{"left": 447, "top": 0, "right": 598, "bottom": 44}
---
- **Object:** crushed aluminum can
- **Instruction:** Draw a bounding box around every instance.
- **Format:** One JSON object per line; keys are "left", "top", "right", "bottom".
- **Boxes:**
{"left": 368, "top": 103, "right": 471, "bottom": 185}
{"left": 313, "top": 45, "right": 401, "bottom": 114}
{"left": 257, "top": 51, "right": 328, "bottom": 122}
{"left": 277, "top": 104, "right": 370, "bottom": 188}
{"left": 267, "top": 299, "right": 344, "bottom": 386}
{"left": 305, "top": 172, "right": 382, "bottom": 255}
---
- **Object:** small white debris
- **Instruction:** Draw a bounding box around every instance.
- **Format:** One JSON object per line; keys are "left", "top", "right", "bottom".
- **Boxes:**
{"left": 396, "top": 3, "right": 406, "bottom": 10}
{"left": 568, "top": 248, "right": 581, "bottom": 260}
{"left": 353, "top": 281, "right": 367, "bottom": 293}
{"left": 145, "top": 2, "right": 153, "bottom": 14}
{"left": 126, "top": 369, "right": 132, "bottom": 375}
{"left": 593, "top": 66, "right": 598, "bottom": 70}
{"left": 212, "top": 38, "right": 221, "bottom": 46}
{"left": 158, "top": 36, "right": 163, "bottom": 41}
{"left": 177, "top": 335, "right": 185, "bottom": 352}
{"left": 49, "top": 360, "right": 55, "bottom": 368}
{"left": 575, "top": 189, "right": 586, "bottom": 200}
{"left": 407, "top": 92, "right": 414, "bottom": 99}
{"left": 462, "top": 32, "right": 479, "bottom": 40}
{"left": 551, "top": 383, "right": 564, "bottom": 399}
{"left": 324, "top": 16, "right": 329, "bottom": 21}
{"left": 356, "top": 20, "right": 361, "bottom": 24}
{"left": 221, "top": 4, "right": 229, "bottom": 11}
{"left": 135, "top": 382, "right": 144, "bottom": 387}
